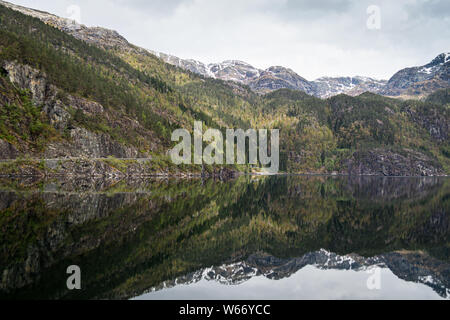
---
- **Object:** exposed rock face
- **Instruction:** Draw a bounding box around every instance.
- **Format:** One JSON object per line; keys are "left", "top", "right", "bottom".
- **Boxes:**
{"left": 343, "top": 148, "right": 444, "bottom": 176}
{"left": 3, "top": 61, "right": 72, "bottom": 130}
{"left": 382, "top": 53, "right": 450, "bottom": 97}
{"left": 151, "top": 52, "right": 216, "bottom": 77}
{"left": 0, "top": 139, "right": 18, "bottom": 159}
{"left": 3, "top": 61, "right": 50, "bottom": 106}
{"left": 0, "top": 158, "right": 239, "bottom": 179}
{"left": 249, "top": 66, "right": 313, "bottom": 93}
{"left": 401, "top": 103, "right": 449, "bottom": 142}
{"left": 66, "top": 26, "right": 130, "bottom": 50}
{"left": 44, "top": 128, "right": 139, "bottom": 159}
{"left": 2, "top": 60, "right": 142, "bottom": 159}
{"left": 209, "top": 60, "right": 261, "bottom": 83}
{"left": 0, "top": 159, "right": 140, "bottom": 178}
{"left": 313, "top": 76, "right": 387, "bottom": 98}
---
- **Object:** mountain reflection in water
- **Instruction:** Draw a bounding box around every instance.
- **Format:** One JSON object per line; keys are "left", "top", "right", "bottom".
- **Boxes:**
{"left": 0, "top": 175, "right": 448, "bottom": 300}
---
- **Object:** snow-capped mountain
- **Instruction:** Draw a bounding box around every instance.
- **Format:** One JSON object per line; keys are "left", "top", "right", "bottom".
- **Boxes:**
{"left": 149, "top": 51, "right": 387, "bottom": 97}
{"left": 148, "top": 52, "right": 262, "bottom": 84}
{"left": 249, "top": 66, "right": 314, "bottom": 94}
{"left": 382, "top": 52, "right": 450, "bottom": 97}
{"left": 154, "top": 50, "right": 449, "bottom": 98}
{"left": 152, "top": 50, "right": 450, "bottom": 98}
{"left": 209, "top": 60, "right": 261, "bottom": 83}
{"left": 149, "top": 51, "right": 216, "bottom": 78}
{"left": 313, "top": 76, "right": 388, "bottom": 98}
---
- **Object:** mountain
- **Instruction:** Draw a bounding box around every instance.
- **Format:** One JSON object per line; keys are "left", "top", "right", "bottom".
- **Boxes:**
{"left": 150, "top": 50, "right": 450, "bottom": 98}
{"left": 249, "top": 65, "right": 314, "bottom": 94}
{"left": 0, "top": 1, "right": 448, "bottom": 176}
{"left": 149, "top": 51, "right": 217, "bottom": 78}
{"left": 147, "top": 53, "right": 316, "bottom": 94}
{"left": 382, "top": 52, "right": 450, "bottom": 97}
{"left": 208, "top": 60, "right": 261, "bottom": 83}
{"left": 150, "top": 51, "right": 385, "bottom": 97}
{"left": 313, "top": 76, "right": 387, "bottom": 98}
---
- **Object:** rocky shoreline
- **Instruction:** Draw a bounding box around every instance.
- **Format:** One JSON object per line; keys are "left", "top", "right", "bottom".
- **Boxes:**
{"left": 0, "top": 158, "right": 240, "bottom": 179}
{"left": 0, "top": 157, "right": 447, "bottom": 178}
{"left": 343, "top": 148, "right": 446, "bottom": 176}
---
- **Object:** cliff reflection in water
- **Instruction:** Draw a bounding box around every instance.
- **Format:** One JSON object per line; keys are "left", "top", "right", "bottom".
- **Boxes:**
{"left": 0, "top": 175, "right": 448, "bottom": 299}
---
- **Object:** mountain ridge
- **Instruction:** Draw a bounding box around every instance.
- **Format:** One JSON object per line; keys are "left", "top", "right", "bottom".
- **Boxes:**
{"left": 150, "top": 50, "right": 387, "bottom": 97}
{"left": 151, "top": 50, "right": 450, "bottom": 98}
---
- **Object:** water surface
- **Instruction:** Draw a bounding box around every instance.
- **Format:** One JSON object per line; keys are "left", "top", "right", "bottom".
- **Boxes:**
{"left": 0, "top": 175, "right": 448, "bottom": 300}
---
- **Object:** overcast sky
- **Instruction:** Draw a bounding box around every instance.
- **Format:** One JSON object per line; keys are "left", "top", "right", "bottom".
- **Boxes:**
{"left": 7, "top": 0, "right": 450, "bottom": 80}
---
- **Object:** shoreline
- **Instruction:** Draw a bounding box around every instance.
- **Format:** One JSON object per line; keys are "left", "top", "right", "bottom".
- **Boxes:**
{"left": 0, "top": 158, "right": 448, "bottom": 178}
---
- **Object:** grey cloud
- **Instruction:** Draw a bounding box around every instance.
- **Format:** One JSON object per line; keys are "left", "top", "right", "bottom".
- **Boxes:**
{"left": 109, "top": 0, "right": 192, "bottom": 16}
{"left": 405, "top": 0, "right": 450, "bottom": 19}
{"left": 257, "top": 0, "right": 354, "bottom": 21}
{"left": 282, "top": 0, "right": 353, "bottom": 13}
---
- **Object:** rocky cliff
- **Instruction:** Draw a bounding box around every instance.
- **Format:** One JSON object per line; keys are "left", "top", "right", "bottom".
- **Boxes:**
{"left": 343, "top": 148, "right": 445, "bottom": 176}
{"left": 0, "top": 60, "right": 153, "bottom": 159}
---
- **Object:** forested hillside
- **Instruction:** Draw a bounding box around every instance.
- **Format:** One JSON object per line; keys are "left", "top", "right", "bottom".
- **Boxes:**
{"left": 0, "top": 4, "right": 448, "bottom": 175}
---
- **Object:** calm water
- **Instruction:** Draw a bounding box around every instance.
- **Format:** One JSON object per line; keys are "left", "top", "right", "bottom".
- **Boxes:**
{"left": 0, "top": 175, "right": 448, "bottom": 300}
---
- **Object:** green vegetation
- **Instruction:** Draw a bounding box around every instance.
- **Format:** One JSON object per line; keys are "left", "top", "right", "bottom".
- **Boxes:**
{"left": 0, "top": 4, "right": 448, "bottom": 174}
{"left": 0, "top": 175, "right": 448, "bottom": 299}
{"left": 0, "top": 85, "right": 57, "bottom": 151}
{"left": 426, "top": 88, "right": 450, "bottom": 105}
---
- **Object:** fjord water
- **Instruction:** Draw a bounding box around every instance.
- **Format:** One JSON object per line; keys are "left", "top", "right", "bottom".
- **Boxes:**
{"left": 0, "top": 175, "right": 448, "bottom": 300}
